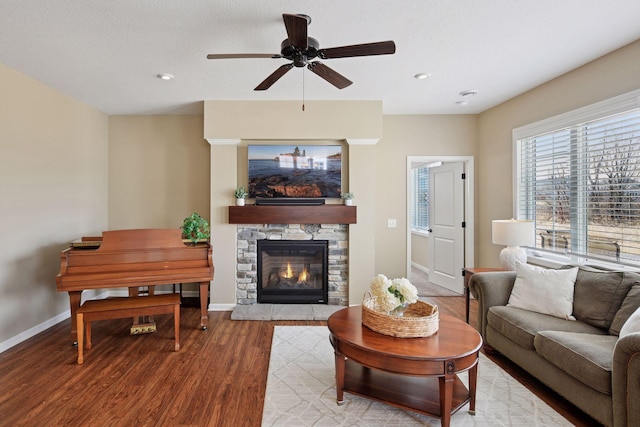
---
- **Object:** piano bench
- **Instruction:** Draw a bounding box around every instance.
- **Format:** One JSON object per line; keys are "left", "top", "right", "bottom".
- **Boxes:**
{"left": 76, "top": 294, "right": 181, "bottom": 365}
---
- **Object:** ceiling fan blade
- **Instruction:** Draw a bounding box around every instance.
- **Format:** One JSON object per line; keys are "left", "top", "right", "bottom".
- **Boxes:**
{"left": 318, "top": 41, "right": 396, "bottom": 59}
{"left": 283, "top": 13, "right": 308, "bottom": 50}
{"left": 254, "top": 64, "right": 294, "bottom": 90}
{"left": 307, "top": 62, "right": 352, "bottom": 89}
{"left": 207, "top": 53, "right": 282, "bottom": 59}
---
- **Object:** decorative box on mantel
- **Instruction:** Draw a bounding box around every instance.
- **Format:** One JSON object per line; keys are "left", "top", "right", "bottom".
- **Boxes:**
{"left": 228, "top": 205, "right": 357, "bottom": 225}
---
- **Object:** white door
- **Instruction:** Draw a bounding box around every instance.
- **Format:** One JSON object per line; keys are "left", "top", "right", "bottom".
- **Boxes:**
{"left": 428, "top": 162, "right": 465, "bottom": 293}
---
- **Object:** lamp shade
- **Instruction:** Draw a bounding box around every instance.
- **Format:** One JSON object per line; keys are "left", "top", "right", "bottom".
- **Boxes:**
{"left": 492, "top": 219, "right": 534, "bottom": 247}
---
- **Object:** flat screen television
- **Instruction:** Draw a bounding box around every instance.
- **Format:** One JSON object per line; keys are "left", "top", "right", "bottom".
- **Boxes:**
{"left": 248, "top": 145, "right": 342, "bottom": 199}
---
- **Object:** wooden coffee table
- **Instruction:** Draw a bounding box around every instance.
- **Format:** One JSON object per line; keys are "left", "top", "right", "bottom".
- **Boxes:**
{"left": 328, "top": 306, "right": 482, "bottom": 427}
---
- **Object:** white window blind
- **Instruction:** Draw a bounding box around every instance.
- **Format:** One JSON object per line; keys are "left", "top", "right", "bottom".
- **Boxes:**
{"left": 515, "top": 91, "right": 640, "bottom": 266}
{"left": 411, "top": 166, "right": 429, "bottom": 232}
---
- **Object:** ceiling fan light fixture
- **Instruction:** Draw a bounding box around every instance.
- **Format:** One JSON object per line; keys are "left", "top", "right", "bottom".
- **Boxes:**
{"left": 157, "top": 73, "right": 174, "bottom": 81}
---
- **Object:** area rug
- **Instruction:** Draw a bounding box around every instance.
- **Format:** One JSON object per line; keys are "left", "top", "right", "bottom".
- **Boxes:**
{"left": 262, "top": 326, "right": 572, "bottom": 426}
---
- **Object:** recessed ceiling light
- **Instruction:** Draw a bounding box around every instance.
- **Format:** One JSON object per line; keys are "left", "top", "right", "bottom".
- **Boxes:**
{"left": 414, "top": 73, "right": 431, "bottom": 80}
{"left": 157, "top": 73, "right": 174, "bottom": 81}
{"left": 456, "top": 100, "right": 469, "bottom": 106}
{"left": 459, "top": 89, "right": 478, "bottom": 97}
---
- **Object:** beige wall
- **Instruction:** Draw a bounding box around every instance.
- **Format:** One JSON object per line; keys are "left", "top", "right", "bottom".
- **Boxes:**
{"left": 347, "top": 143, "right": 377, "bottom": 303}
{"left": 0, "top": 63, "right": 108, "bottom": 348}
{"left": 376, "top": 115, "right": 478, "bottom": 278}
{"left": 476, "top": 39, "right": 640, "bottom": 267}
{"left": 108, "top": 115, "right": 210, "bottom": 229}
{"left": 209, "top": 144, "right": 239, "bottom": 305}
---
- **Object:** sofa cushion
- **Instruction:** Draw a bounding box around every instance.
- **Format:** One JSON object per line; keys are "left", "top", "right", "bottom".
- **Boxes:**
{"left": 507, "top": 263, "right": 578, "bottom": 320}
{"left": 620, "top": 306, "right": 640, "bottom": 337}
{"left": 534, "top": 331, "right": 617, "bottom": 395}
{"left": 487, "top": 306, "right": 605, "bottom": 350}
{"left": 610, "top": 283, "right": 640, "bottom": 335}
{"left": 573, "top": 268, "right": 640, "bottom": 329}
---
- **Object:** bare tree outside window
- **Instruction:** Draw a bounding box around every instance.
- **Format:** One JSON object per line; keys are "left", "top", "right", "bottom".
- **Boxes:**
{"left": 518, "top": 107, "right": 640, "bottom": 265}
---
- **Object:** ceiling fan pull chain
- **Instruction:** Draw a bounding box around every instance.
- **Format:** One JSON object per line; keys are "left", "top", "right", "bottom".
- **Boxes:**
{"left": 302, "top": 68, "right": 305, "bottom": 111}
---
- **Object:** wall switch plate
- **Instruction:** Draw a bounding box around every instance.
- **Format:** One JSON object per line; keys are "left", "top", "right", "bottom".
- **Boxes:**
{"left": 388, "top": 219, "right": 397, "bottom": 228}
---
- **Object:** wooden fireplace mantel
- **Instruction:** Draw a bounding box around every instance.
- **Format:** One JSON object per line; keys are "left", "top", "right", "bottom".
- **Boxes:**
{"left": 228, "top": 205, "right": 357, "bottom": 224}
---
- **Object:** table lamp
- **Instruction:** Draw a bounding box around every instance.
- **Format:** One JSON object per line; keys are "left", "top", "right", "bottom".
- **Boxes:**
{"left": 492, "top": 219, "right": 535, "bottom": 270}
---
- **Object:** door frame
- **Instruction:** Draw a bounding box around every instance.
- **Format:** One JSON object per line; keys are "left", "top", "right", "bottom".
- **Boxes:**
{"left": 406, "top": 156, "right": 475, "bottom": 282}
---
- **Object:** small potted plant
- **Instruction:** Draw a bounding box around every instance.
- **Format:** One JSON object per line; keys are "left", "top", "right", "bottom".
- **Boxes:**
{"left": 181, "top": 212, "right": 210, "bottom": 244}
{"left": 340, "top": 191, "right": 355, "bottom": 206}
{"left": 234, "top": 187, "right": 248, "bottom": 206}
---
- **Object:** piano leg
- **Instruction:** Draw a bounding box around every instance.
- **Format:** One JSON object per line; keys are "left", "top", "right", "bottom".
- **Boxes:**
{"left": 199, "top": 281, "right": 209, "bottom": 330}
{"left": 129, "top": 286, "right": 156, "bottom": 334}
{"left": 68, "top": 291, "right": 82, "bottom": 346}
{"left": 129, "top": 287, "right": 141, "bottom": 327}
{"left": 147, "top": 285, "right": 156, "bottom": 325}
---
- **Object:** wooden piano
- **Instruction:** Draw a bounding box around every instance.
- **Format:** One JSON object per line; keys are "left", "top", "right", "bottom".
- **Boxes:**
{"left": 56, "top": 228, "right": 214, "bottom": 343}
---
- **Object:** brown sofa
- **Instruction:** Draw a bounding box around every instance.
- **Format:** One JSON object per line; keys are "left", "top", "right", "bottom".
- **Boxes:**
{"left": 469, "top": 267, "right": 640, "bottom": 427}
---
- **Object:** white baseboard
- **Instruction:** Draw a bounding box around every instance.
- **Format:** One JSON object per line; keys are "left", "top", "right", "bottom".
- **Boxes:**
{"left": 411, "top": 262, "right": 429, "bottom": 274}
{"left": 1, "top": 291, "right": 233, "bottom": 354}
{"left": 209, "top": 303, "right": 235, "bottom": 312}
{"left": 0, "top": 311, "right": 70, "bottom": 354}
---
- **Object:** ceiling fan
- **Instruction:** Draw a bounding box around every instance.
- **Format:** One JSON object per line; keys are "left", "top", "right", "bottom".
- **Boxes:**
{"left": 207, "top": 13, "right": 396, "bottom": 91}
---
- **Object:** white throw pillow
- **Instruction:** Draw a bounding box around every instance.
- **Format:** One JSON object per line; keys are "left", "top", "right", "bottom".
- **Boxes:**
{"left": 507, "top": 263, "right": 579, "bottom": 320}
{"left": 620, "top": 307, "right": 640, "bottom": 337}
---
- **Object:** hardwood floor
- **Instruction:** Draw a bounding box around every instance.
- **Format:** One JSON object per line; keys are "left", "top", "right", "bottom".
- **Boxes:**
{"left": 0, "top": 296, "right": 600, "bottom": 426}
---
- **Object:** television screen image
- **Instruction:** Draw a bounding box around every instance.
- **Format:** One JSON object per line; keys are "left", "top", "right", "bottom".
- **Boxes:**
{"left": 248, "top": 145, "right": 342, "bottom": 198}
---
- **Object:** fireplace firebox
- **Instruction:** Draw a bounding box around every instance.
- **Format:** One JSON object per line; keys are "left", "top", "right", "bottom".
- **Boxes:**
{"left": 257, "top": 240, "right": 328, "bottom": 304}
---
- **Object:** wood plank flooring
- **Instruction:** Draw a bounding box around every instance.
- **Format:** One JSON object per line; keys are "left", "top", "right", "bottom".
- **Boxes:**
{"left": 0, "top": 296, "right": 599, "bottom": 426}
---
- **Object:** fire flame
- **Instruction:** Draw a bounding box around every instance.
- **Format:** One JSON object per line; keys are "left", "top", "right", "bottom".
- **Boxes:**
{"left": 280, "top": 263, "right": 311, "bottom": 285}
{"left": 298, "top": 266, "right": 309, "bottom": 283}
{"left": 282, "top": 262, "right": 294, "bottom": 279}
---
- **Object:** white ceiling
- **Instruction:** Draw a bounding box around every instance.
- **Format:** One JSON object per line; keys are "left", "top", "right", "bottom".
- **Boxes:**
{"left": 1, "top": 0, "right": 639, "bottom": 115}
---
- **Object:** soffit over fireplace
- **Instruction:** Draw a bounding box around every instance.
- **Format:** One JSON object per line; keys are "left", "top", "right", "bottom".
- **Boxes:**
{"left": 204, "top": 100, "right": 382, "bottom": 141}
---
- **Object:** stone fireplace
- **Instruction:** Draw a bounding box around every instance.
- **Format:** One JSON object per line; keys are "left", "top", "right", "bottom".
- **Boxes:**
{"left": 235, "top": 223, "right": 348, "bottom": 306}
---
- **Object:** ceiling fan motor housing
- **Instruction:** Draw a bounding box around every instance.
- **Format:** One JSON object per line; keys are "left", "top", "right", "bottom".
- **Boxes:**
{"left": 280, "top": 37, "right": 319, "bottom": 67}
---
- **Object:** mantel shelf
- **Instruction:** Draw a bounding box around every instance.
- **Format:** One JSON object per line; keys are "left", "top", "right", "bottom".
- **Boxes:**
{"left": 228, "top": 205, "right": 357, "bottom": 224}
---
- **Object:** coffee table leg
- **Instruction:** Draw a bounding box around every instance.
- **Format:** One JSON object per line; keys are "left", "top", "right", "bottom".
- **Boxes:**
{"left": 468, "top": 359, "right": 478, "bottom": 415}
{"left": 439, "top": 375, "right": 454, "bottom": 427}
{"left": 335, "top": 351, "right": 346, "bottom": 405}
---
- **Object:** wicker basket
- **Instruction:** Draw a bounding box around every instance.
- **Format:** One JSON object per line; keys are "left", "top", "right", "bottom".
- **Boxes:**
{"left": 362, "top": 293, "right": 439, "bottom": 338}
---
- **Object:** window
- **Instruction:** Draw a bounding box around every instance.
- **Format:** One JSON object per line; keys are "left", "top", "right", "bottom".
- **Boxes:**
{"left": 515, "top": 90, "right": 640, "bottom": 266}
{"left": 411, "top": 166, "right": 429, "bottom": 233}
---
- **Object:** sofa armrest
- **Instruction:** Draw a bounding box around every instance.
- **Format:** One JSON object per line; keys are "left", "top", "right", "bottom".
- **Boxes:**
{"left": 468, "top": 271, "right": 516, "bottom": 339}
{"left": 612, "top": 332, "right": 640, "bottom": 427}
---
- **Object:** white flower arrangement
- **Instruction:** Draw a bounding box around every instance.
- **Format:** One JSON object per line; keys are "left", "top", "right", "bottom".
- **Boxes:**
{"left": 369, "top": 274, "right": 419, "bottom": 313}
